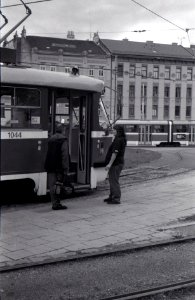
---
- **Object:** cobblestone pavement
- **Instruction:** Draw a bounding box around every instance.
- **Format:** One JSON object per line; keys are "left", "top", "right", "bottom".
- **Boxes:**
{"left": 1, "top": 167, "right": 195, "bottom": 271}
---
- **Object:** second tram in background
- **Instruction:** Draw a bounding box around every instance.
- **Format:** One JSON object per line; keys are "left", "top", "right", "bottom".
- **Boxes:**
{"left": 115, "top": 119, "right": 195, "bottom": 147}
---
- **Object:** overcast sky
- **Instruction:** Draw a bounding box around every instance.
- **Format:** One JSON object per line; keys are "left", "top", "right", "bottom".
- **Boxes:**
{"left": 1, "top": 0, "right": 195, "bottom": 47}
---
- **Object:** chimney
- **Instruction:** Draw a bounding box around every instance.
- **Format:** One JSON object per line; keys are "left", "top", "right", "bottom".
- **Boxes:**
{"left": 67, "top": 31, "right": 75, "bottom": 39}
{"left": 21, "top": 26, "right": 26, "bottom": 38}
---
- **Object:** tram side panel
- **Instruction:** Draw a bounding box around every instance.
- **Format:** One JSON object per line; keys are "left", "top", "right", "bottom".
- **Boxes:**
{"left": 0, "top": 87, "right": 48, "bottom": 196}
{"left": 90, "top": 94, "right": 113, "bottom": 188}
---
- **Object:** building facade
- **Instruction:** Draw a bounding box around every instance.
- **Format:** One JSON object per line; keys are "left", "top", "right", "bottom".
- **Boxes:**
{"left": 6, "top": 27, "right": 111, "bottom": 118}
{"left": 94, "top": 34, "right": 195, "bottom": 122}
{"left": 4, "top": 28, "right": 195, "bottom": 122}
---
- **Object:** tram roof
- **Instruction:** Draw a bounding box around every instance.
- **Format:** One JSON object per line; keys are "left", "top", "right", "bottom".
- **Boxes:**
{"left": 115, "top": 120, "right": 170, "bottom": 125}
{"left": 1, "top": 66, "right": 104, "bottom": 93}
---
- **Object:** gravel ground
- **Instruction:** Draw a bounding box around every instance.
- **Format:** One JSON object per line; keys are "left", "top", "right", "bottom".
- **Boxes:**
{"left": 124, "top": 148, "right": 161, "bottom": 169}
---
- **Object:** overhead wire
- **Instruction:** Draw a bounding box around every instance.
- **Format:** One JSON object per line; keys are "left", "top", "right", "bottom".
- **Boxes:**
{"left": 129, "top": 0, "right": 186, "bottom": 33}
{"left": 0, "top": 0, "right": 52, "bottom": 9}
{"left": 25, "top": 27, "right": 195, "bottom": 36}
{"left": 129, "top": 0, "right": 195, "bottom": 57}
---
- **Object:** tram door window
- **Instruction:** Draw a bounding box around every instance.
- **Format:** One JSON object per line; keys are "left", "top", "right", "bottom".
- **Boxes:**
{"left": 189, "top": 126, "right": 195, "bottom": 143}
{"left": 48, "top": 90, "right": 69, "bottom": 137}
{"left": 138, "top": 125, "right": 151, "bottom": 144}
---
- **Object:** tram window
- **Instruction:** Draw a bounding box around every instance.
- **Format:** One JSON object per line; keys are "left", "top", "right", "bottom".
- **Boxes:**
{"left": 153, "top": 125, "right": 166, "bottom": 133}
{"left": 175, "top": 125, "right": 188, "bottom": 132}
{"left": 0, "top": 87, "right": 41, "bottom": 129}
{"left": 15, "top": 88, "right": 40, "bottom": 107}
{"left": 124, "top": 125, "right": 137, "bottom": 132}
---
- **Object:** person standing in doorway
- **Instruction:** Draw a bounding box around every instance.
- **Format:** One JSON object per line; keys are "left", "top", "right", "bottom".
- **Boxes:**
{"left": 44, "top": 123, "right": 69, "bottom": 210}
{"left": 104, "top": 125, "right": 126, "bottom": 204}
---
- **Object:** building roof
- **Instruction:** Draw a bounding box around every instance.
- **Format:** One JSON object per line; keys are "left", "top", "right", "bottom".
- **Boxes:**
{"left": 23, "top": 36, "right": 106, "bottom": 56}
{"left": 101, "top": 39, "right": 195, "bottom": 60}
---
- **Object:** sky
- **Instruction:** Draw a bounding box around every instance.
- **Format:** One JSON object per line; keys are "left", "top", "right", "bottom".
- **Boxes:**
{"left": 1, "top": 0, "right": 195, "bottom": 47}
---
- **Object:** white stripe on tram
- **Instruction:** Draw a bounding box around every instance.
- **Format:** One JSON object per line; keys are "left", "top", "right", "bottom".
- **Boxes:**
{"left": 1, "top": 130, "right": 48, "bottom": 139}
{"left": 91, "top": 131, "right": 113, "bottom": 138}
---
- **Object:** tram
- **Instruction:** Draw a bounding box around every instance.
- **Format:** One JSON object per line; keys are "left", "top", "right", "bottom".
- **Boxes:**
{"left": 115, "top": 119, "right": 195, "bottom": 146}
{"left": 0, "top": 66, "right": 112, "bottom": 197}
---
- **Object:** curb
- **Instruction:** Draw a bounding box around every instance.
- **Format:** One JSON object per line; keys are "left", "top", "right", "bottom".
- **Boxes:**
{"left": 1, "top": 235, "right": 195, "bottom": 273}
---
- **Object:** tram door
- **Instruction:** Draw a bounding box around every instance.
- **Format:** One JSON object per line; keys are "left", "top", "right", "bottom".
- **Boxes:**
{"left": 69, "top": 93, "right": 89, "bottom": 184}
{"left": 138, "top": 125, "right": 152, "bottom": 145}
{"left": 49, "top": 90, "right": 90, "bottom": 185}
{"left": 189, "top": 125, "right": 195, "bottom": 144}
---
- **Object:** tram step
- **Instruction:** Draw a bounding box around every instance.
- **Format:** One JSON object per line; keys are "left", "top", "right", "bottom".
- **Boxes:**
{"left": 71, "top": 183, "right": 91, "bottom": 191}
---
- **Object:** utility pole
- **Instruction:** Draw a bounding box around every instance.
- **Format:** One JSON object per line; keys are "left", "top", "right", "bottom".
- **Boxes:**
{"left": 113, "top": 55, "right": 118, "bottom": 122}
{"left": 140, "top": 83, "right": 145, "bottom": 144}
{"left": 141, "top": 83, "right": 145, "bottom": 120}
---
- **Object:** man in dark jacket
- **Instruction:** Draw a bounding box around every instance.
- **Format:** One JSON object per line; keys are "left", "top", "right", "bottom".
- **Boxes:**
{"left": 44, "top": 124, "right": 69, "bottom": 210}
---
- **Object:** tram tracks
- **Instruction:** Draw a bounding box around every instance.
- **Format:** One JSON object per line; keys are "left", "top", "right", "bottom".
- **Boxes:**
{"left": 100, "top": 278, "right": 195, "bottom": 300}
{"left": 98, "top": 165, "right": 190, "bottom": 191}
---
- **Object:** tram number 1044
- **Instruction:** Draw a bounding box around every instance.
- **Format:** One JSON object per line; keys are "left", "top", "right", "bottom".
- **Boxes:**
{"left": 7, "top": 131, "right": 22, "bottom": 139}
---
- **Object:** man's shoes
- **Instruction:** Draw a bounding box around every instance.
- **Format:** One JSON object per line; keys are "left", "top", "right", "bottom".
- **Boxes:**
{"left": 106, "top": 200, "right": 120, "bottom": 204}
{"left": 52, "top": 204, "right": 67, "bottom": 210}
{"left": 104, "top": 198, "right": 111, "bottom": 202}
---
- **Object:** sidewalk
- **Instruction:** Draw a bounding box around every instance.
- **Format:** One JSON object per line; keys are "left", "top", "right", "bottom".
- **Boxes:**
{"left": 1, "top": 169, "right": 195, "bottom": 271}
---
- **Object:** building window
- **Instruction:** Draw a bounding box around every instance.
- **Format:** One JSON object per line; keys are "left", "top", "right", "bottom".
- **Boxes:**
{"left": 40, "top": 65, "right": 47, "bottom": 71}
{"left": 129, "top": 65, "right": 135, "bottom": 77}
{"left": 153, "top": 86, "right": 158, "bottom": 97}
{"left": 141, "top": 65, "right": 147, "bottom": 78}
{"left": 165, "top": 67, "right": 170, "bottom": 79}
{"left": 175, "top": 105, "right": 180, "bottom": 118}
{"left": 89, "top": 69, "right": 94, "bottom": 77}
{"left": 175, "top": 86, "right": 181, "bottom": 99}
{"left": 153, "top": 66, "right": 159, "bottom": 79}
{"left": 64, "top": 66, "right": 71, "bottom": 73}
{"left": 50, "top": 66, "right": 56, "bottom": 72}
{"left": 164, "top": 105, "right": 169, "bottom": 118}
{"left": 186, "top": 106, "right": 191, "bottom": 118}
{"left": 98, "top": 69, "right": 104, "bottom": 77}
{"left": 141, "top": 84, "right": 147, "bottom": 97}
{"left": 152, "top": 105, "right": 158, "bottom": 118}
{"left": 164, "top": 86, "right": 170, "bottom": 98}
{"left": 117, "top": 84, "right": 123, "bottom": 116}
{"left": 129, "top": 85, "right": 135, "bottom": 98}
{"left": 129, "top": 104, "right": 135, "bottom": 117}
{"left": 117, "top": 64, "right": 123, "bottom": 77}
{"left": 176, "top": 67, "right": 181, "bottom": 80}
{"left": 187, "top": 68, "right": 192, "bottom": 81}
{"left": 187, "top": 87, "right": 192, "bottom": 99}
